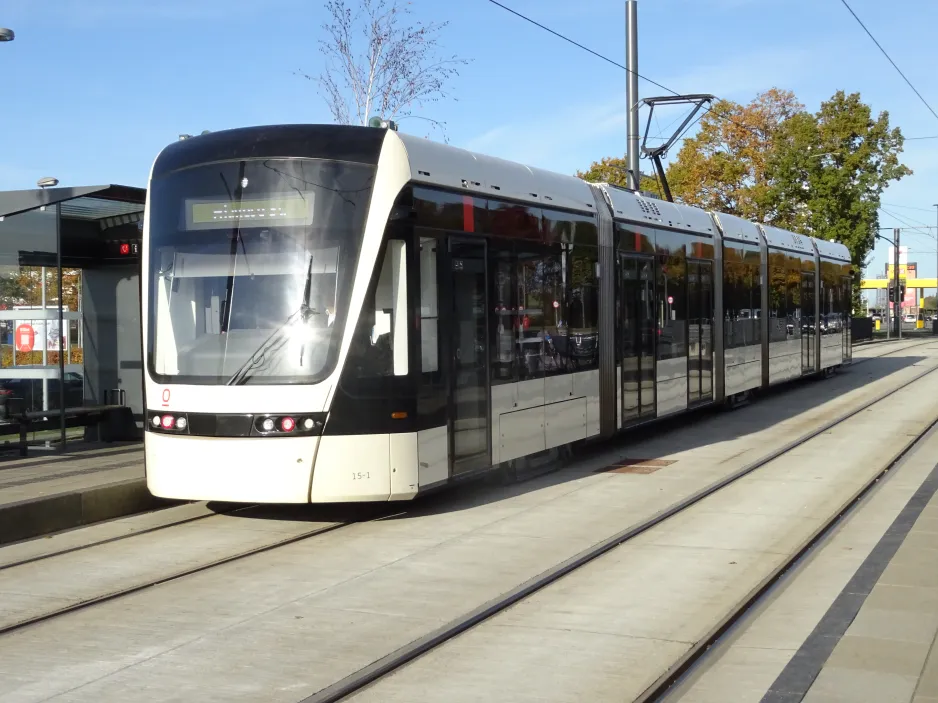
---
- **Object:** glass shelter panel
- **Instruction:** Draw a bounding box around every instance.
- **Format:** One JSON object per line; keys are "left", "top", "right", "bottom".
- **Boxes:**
{"left": 0, "top": 207, "right": 82, "bottom": 428}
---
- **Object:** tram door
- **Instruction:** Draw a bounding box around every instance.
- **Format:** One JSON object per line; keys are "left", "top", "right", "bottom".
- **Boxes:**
{"left": 687, "top": 260, "right": 714, "bottom": 404}
{"left": 620, "top": 255, "right": 655, "bottom": 423}
{"left": 802, "top": 271, "right": 816, "bottom": 372}
{"left": 448, "top": 238, "right": 490, "bottom": 474}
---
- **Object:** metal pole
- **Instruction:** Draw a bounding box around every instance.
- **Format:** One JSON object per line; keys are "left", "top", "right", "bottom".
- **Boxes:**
{"left": 41, "top": 267, "right": 48, "bottom": 415}
{"left": 895, "top": 228, "right": 901, "bottom": 339}
{"left": 934, "top": 204, "right": 938, "bottom": 331}
{"left": 625, "top": 0, "right": 640, "bottom": 190}
{"left": 56, "top": 203, "right": 66, "bottom": 449}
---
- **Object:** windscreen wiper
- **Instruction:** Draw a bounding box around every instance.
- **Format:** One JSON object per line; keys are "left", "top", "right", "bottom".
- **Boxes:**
{"left": 225, "top": 255, "right": 317, "bottom": 386}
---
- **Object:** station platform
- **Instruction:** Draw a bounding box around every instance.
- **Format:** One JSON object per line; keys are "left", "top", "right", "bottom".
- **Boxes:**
{"left": 0, "top": 442, "right": 153, "bottom": 545}
{"left": 0, "top": 336, "right": 937, "bottom": 703}
{"left": 665, "top": 402, "right": 938, "bottom": 703}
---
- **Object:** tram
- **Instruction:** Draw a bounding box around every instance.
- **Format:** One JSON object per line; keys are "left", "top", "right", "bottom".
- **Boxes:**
{"left": 142, "top": 124, "right": 852, "bottom": 504}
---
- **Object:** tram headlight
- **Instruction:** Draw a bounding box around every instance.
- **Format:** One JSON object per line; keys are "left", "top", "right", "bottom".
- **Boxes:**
{"left": 262, "top": 418, "right": 275, "bottom": 432}
{"left": 152, "top": 415, "right": 162, "bottom": 427}
{"left": 161, "top": 415, "right": 175, "bottom": 429}
{"left": 175, "top": 417, "right": 187, "bottom": 430}
{"left": 281, "top": 417, "right": 295, "bottom": 432}
{"left": 303, "top": 418, "right": 315, "bottom": 430}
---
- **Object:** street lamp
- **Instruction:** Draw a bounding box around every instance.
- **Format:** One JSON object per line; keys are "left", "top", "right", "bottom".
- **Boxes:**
{"left": 37, "top": 177, "right": 66, "bottom": 447}
{"left": 0, "top": 28, "right": 14, "bottom": 42}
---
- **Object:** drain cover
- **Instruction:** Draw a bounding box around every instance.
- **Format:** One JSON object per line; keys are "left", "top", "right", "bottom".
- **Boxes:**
{"left": 596, "top": 458, "right": 676, "bottom": 474}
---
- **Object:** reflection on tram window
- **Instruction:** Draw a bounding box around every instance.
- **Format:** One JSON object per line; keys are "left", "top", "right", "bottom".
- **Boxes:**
{"left": 489, "top": 226, "right": 600, "bottom": 385}
{"left": 768, "top": 251, "right": 804, "bottom": 342}
{"left": 515, "top": 249, "right": 547, "bottom": 380}
{"left": 820, "top": 260, "right": 848, "bottom": 335}
{"left": 723, "top": 243, "right": 761, "bottom": 348}
{"left": 413, "top": 187, "right": 487, "bottom": 233}
{"left": 490, "top": 201, "right": 542, "bottom": 240}
{"left": 655, "top": 231, "right": 687, "bottom": 361}
{"left": 419, "top": 236, "right": 440, "bottom": 372}
{"left": 345, "top": 241, "right": 409, "bottom": 379}
{"left": 615, "top": 223, "right": 655, "bottom": 254}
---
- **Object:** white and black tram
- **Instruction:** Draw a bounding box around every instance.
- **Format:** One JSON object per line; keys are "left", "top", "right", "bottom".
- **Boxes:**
{"left": 142, "top": 124, "right": 852, "bottom": 504}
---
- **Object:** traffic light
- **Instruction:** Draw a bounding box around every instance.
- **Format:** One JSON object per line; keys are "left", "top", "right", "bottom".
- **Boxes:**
{"left": 888, "top": 282, "right": 906, "bottom": 303}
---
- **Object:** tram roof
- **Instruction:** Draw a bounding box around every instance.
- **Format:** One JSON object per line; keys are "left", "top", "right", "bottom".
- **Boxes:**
{"left": 396, "top": 132, "right": 598, "bottom": 215}
{"left": 761, "top": 224, "right": 815, "bottom": 255}
{"left": 711, "top": 212, "right": 762, "bottom": 245}
{"left": 598, "top": 185, "right": 716, "bottom": 237}
{"left": 812, "top": 236, "right": 851, "bottom": 263}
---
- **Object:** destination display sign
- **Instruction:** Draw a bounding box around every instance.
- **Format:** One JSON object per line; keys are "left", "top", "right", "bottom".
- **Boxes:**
{"left": 184, "top": 195, "right": 313, "bottom": 230}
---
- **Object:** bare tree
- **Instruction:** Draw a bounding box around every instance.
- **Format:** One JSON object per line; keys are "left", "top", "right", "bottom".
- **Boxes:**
{"left": 298, "top": 0, "right": 469, "bottom": 140}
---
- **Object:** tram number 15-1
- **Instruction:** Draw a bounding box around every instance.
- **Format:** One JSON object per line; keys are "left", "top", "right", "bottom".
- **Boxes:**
{"left": 351, "top": 472, "right": 371, "bottom": 481}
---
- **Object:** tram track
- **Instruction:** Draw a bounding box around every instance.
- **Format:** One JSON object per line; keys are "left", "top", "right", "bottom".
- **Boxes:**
{"left": 0, "top": 517, "right": 367, "bottom": 638}
{"left": 0, "top": 502, "right": 259, "bottom": 572}
{"left": 0, "top": 341, "right": 930, "bottom": 652}
{"left": 3, "top": 338, "right": 924, "bottom": 572}
{"left": 641, "top": 402, "right": 938, "bottom": 701}
{"left": 299, "top": 358, "right": 938, "bottom": 703}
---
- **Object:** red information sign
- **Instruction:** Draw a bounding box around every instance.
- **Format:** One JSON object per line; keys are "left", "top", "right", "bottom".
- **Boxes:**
{"left": 15, "top": 324, "right": 35, "bottom": 352}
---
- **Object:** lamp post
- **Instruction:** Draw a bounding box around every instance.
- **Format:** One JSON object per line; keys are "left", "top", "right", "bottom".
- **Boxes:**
{"left": 37, "top": 177, "right": 66, "bottom": 448}
{"left": 0, "top": 28, "right": 14, "bottom": 42}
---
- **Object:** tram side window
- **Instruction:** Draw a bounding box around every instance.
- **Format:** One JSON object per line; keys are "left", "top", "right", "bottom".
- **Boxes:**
{"left": 515, "top": 248, "right": 547, "bottom": 381}
{"left": 656, "top": 252, "right": 687, "bottom": 360}
{"left": 491, "top": 246, "right": 517, "bottom": 383}
{"left": 789, "top": 254, "right": 804, "bottom": 337}
{"left": 768, "top": 252, "right": 790, "bottom": 343}
{"left": 563, "top": 244, "right": 599, "bottom": 371}
{"left": 345, "top": 240, "right": 409, "bottom": 378}
{"left": 419, "top": 237, "right": 439, "bottom": 373}
{"left": 723, "top": 244, "right": 761, "bottom": 349}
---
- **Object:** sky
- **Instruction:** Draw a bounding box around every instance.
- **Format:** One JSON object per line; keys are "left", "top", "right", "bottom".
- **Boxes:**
{"left": 1, "top": 0, "right": 937, "bottom": 298}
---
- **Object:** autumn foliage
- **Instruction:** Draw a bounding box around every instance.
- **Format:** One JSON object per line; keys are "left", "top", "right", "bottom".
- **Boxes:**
{"left": 577, "top": 88, "right": 912, "bottom": 313}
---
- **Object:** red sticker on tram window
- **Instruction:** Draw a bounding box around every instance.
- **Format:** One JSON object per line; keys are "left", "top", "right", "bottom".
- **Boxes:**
{"left": 462, "top": 196, "right": 475, "bottom": 233}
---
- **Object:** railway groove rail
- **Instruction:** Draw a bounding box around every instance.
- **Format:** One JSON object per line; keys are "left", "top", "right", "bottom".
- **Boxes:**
{"left": 298, "top": 357, "right": 938, "bottom": 703}
{"left": 0, "top": 340, "right": 936, "bottom": 702}
{"left": 1, "top": 336, "right": 929, "bottom": 574}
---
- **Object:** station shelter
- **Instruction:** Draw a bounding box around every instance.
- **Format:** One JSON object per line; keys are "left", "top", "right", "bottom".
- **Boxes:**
{"left": 0, "top": 185, "right": 145, "bottom": 448}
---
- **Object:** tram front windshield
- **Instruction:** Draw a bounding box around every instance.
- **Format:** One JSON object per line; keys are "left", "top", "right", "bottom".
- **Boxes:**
{"left": 147, "top": 158, "right": 375, "bottom": 385}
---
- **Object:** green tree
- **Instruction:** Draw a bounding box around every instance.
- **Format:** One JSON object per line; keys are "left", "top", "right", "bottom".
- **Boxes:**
{"left": 575, "top": 88, "right": 911, "bottom": 315}
{"left": 768, "top": 91, "right": 911, "bottom": 312}
{"left": 925, "top": 296, "right": 936, "bottom": 313}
